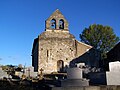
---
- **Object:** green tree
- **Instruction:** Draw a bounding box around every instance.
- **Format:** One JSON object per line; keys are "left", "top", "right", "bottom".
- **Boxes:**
{"left": 80, "top": 24, "right": 119, "bottom": 59}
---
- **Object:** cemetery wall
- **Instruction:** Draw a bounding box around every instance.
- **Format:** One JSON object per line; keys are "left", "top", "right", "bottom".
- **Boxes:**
{"left": 52, "top": 85, "right": 120, "bottom": 90}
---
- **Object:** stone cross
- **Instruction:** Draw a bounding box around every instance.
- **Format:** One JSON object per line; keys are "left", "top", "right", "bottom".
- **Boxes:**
{"left": 40, "top": 68, "right": 44, "bottom": 75}
{"left": 27, "top": 68, "right": 30, "bottom": 77}
{"left": 39, "top": 68, "right": 44, "bottom": 80}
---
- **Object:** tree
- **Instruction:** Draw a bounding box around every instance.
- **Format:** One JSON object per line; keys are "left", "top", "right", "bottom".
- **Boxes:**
{"left": 80, "top": 24, "right": 119, "bottom": 59}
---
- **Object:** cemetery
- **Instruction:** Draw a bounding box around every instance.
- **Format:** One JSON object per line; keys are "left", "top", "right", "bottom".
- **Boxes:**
{"left": 0, "top": 61, "right": 120, "bottom": 90}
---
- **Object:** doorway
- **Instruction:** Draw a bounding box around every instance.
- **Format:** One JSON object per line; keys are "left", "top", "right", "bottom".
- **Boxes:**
{"left": 57, "top": 60, "right": 64, "bottom": 72}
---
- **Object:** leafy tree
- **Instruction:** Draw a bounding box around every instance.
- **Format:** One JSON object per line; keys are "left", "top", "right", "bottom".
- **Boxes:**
{"left": 80, "top": 24, "right": 119, "bottom": 59}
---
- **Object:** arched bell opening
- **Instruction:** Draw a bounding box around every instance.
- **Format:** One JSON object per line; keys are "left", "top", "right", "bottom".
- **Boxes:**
{"left": 59, "top": 19, "right": 64, "bottom": 29}
{"left": 50, "top": 19, "right": 56, "bottom": 29}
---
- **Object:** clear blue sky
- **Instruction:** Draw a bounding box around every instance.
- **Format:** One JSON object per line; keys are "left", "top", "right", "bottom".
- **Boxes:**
{"left": 0, "top": 0, "right": 120, "bottom": 66}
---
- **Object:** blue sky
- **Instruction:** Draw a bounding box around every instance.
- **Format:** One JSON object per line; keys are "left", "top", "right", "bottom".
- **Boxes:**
{"left": 0, "top": 0, "right": 120, "bottom": 66}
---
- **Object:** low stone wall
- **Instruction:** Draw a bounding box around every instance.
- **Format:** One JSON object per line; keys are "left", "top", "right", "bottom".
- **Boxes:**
{"left": 52, "top": 85, "right": 120, "bottom": 90}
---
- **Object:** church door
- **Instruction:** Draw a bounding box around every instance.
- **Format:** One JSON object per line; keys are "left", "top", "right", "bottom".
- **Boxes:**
{"left": 57, "top": 60, "right": 64, "bottom": 72}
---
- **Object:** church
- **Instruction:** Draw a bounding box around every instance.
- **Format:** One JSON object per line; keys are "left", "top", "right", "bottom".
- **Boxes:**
{"left": 32, "top": 9, "right": 99, "bottom": 74}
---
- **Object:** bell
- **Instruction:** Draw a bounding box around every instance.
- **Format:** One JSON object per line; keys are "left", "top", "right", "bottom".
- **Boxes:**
{"left": 59, "top": 25, "right": 63, "bottom": 29}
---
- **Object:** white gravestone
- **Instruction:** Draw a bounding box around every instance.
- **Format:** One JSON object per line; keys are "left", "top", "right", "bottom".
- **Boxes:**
{"left": 109, "top": 61, "right": 120, "bottom": 72}
{"left": 106, "top": 61, "right": 120, "bottom": 85}
{"left": 61, "top": 67, "right": 89, "bottom": 86}
{"left": 77, "top": 63, "right": 85, "bottom": 68}
{"left": 15, "top": 66, "right": 38, "bottom": 78}
{"left": 24, "top": 66, "right": 38, "bottom": 77}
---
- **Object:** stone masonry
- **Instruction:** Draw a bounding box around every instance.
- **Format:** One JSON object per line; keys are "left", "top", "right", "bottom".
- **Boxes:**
{"left": 32, "top": 9, "right": 92, "bottom": 74}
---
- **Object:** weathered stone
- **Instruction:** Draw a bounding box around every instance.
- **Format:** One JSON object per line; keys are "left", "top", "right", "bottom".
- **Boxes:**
{"left": 32, "top": 9, "right": 92, "bottom": 74}
{"left": 109, "top": 61, "right": 120, "bottom": 72}
{"left": 61, "top": 68, "right": 89, "bottom": 87}
{"left": 85, "top": 86, "right": 100, "bottom": 90}
{"left": 67, "top": 68, "right": 83, "bottom": 79}
{"left": 15, "top": 66, "right": 38, "bottom": 78}
{"left": 52, "top": 86, "right": 120, "bottom": 90}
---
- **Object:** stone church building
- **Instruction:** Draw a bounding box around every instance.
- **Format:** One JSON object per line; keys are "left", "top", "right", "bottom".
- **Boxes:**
{"left": 32, "top": 9, "right": 98, "bottom": 74}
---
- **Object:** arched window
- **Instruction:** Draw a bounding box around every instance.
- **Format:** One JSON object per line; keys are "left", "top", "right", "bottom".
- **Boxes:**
{"left": 50, "top": 19, "right": 56, "bottom": 29}
{"left": 59, "top": 19, "right": 64, "bottom": 29}
{"left": 57, "top": 60, "right": 64, "bottom": 72}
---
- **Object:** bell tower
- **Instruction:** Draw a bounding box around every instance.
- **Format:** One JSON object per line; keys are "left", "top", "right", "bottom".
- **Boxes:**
{"left": 45, "top": 9, "right": 69, "bottom": 31}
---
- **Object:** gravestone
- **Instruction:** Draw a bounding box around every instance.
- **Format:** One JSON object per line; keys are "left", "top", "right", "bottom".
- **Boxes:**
{"left": 15, "top": 71, "right": 23, "bottom": 78}
{"left": 77, "top": 63, "right": 85, "bottom": 68}
{"left": 15, "top": 66, "right": 38, "bottom": 78}
{"left": 67, "top": 67, "right": 83, "bottom": 79}
{"left": 0, "top": 67, "right": 8, "bottom": 79}
{"left": 24, "top": 66, "right": 38, "bottom": 78}
{"left": 109, "top": 61, "right": 120, "bottom": 72}
{"left": 61, "top": 67, "right": 89, "bottom": 86}
{"left": 106, "top": 61, "right": 120, "bottom": 85}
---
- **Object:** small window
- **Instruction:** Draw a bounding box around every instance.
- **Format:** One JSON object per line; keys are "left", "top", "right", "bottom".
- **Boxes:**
{"left": 50, "top": 19, "right": 56, "bottom": 29}
{"left": 47, "top": 50, "right": 49, "bottom": 57}
{"left": 59, "top": 19, "right": 64, "bottom": 29}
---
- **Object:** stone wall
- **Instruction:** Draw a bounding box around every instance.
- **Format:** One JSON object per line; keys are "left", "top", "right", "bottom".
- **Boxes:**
{"left": 36, "top": 29, "right": 93, "bottom": 73}
{"left": 38, "top": 30, "right": 76, "bottom": 73}
{"left": 76, "top": 40, "right": 92, "bottom": 57}
{"left": 52, "top": 86, "right": 120, "bottom": 90}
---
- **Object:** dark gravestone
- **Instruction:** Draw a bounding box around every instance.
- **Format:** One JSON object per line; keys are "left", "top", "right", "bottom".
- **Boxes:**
{"left": 87, "top": 72, "right": 106, "bottom": 85}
